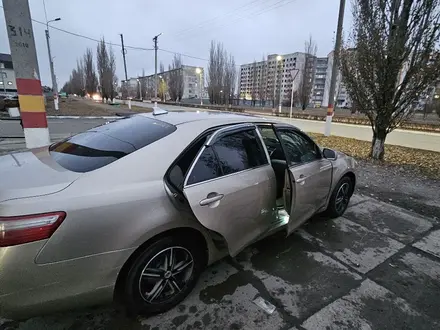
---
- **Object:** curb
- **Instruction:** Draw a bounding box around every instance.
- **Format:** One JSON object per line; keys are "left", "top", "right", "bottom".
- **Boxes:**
{"left": 46, "top": 116, "right": 121, "bottom": 119}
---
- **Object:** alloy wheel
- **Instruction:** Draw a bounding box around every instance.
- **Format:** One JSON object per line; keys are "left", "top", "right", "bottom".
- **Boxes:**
{"left": 335, "top": 182, "right": 350, "bottom": 214}
{"left": 138, "top": 246, "right": 194, "bottom": 304}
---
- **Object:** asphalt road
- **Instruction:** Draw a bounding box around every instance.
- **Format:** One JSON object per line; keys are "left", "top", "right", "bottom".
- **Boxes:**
{"left": 1, "top": 103, "right": 440, "bottom": 152}
{"left": 157, "top": 103, "right": 440, "bottom": 153}
{"left": 2, "top": 194, "right": 439, "bottom": 329}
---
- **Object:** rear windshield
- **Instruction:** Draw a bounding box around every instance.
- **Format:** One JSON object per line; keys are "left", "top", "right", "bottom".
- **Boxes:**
{"left": 49, "top": 115, "right": 176, "bottom": 173}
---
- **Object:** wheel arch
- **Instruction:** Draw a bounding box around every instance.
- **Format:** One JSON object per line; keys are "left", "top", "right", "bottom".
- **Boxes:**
{"left": 113, "top": 226, "right": 209, "bottom": 303}
{"left": 343, "top": 171, "right": 356, "bottom": 196}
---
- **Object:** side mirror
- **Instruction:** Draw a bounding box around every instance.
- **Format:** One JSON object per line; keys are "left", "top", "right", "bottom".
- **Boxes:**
{"left": 323, "top": 148, "right": 337, "bottom": 160}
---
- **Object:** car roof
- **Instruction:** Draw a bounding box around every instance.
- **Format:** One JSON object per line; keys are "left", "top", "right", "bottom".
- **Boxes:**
{"left": 138, "top": 109, "right": 277, "bottom": 126}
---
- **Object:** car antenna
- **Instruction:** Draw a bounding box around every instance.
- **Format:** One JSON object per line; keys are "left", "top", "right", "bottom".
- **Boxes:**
{"left": 152, "top": 105, "right": 168, "bottom": 116}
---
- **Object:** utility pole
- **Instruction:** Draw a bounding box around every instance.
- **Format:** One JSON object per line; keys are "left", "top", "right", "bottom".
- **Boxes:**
{"left": 153, "top": 33, "right": 162, "bottom": 108}
{"left": 3, "top": 0, "right": 50, "bottom": 148}
{"left": 43, "top": 0, "right": 60, "bottom": 111}
{"left": 0, "top": 63, "right": 6, "bottom": 93}
{"left": 120, "top": 33, "right": 128, "bottom": 81}
{"left": 45, "top": 28, "right": 58, "bottom": 110}
{"left": 324, "top": 0, "right": 346, "bottom": 136}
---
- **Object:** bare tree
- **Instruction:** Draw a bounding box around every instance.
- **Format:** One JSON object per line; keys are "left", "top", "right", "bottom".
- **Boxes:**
{"left": 207, "top": 41, "right": 225, "bottom": 104}
{"left": 97, "top": 38, "right": 110, "bottom": 100}
{"left": 83, "top": 48, "right": 98, "bottom": 96}
{"left": 140, "top": 69, "right": 147, "bottom": 100}
{"left": 298, "top": 35, "right": 317, "bottom": 110}
{"left": 224, "top": 55, "right": 236, "bottom": 106}
{"left": 340, "top": 0, "right": 440, "bottom": 160}
{"left": 258, "top": 56, "right": 267, "bottom": 107}
{"left": 168, "top": 55, "right": 184, "bottom": 102}
{"left": 159, "top": 62, "right": 165, "bottom": 74}
{"left": 108, "top": 46, "right": 117, "bottom": 100}
{"left": 207, "top": 41, "right": 235, "bottom": 105}
{"left": 97, "top": 38, "right": 118, "bottom": 101}
{"left": 251, "top": 61, "right": 257, "bottom": 106}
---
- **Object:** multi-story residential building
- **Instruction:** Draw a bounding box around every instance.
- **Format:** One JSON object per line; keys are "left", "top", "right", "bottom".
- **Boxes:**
{"left": 321, "top": 51, "right": 351, "bottom": 108}
{"left": 311, "top": 57, "right": 328, "bottom": 107}
{"left": 0, "top": 53, "right": 17, "bottom": 97}
{"left": 124, "top": 65, "right": 205, "bottom": 100}
{"left": 239, "top": 51, "right": 354, "bottom": 109}
{"left": 239, "top": 52, "right": 310, "bottom": 106}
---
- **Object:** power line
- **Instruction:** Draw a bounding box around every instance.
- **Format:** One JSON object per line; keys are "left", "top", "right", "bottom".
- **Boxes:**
{"left": 159, "top": 48, "right": 209, "bottom": 62}
{"left": 168, "top": 0, "right": 267, "bottom": 39}
{"left": 0, "top": 5, "right": 153, "bottom": 51}
{"left": 176, "top": 0, "right": 296, "bottom": 43}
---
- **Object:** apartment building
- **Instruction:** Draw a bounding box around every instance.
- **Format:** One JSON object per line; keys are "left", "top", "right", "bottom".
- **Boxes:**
{"left": 311, "top": 57, "right": 328, "bottom": 107}
{"left": 239, "top": 52, "right": 310, "bottom": 105}
{"left": 239, "top": 51, "right": 354, "bottom": 108}
{"left": 124, "top": 65, "right": 205, "bottom": 100}
{"left": 0, "top": 53, "right": 17, "bottom": 96}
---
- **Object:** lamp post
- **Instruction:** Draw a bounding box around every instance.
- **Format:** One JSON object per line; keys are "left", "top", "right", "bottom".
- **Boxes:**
{"left": 137, "top": 78, "right": 141, "bottom": 100}
{"left": 45, "top": 17, "right": 61, "bottom": 110}
{"left": 273, "top": 55, "right": 282, "bottom": 111}
{"left": 196, "top": 67, "right": 203, "bottom": 105}
{"left": 159, "top": 75, "right": 165, "bottom": 102}
{"left": 289, "top": 69, "right": 300, "bottom": 121}
{"left": 0, "top": 63, "right": 6, "bottom": 93}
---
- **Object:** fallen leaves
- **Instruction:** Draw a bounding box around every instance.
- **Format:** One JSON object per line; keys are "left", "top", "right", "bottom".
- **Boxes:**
{"left": 309, "top": 133, "right": 440, "bottom": 179}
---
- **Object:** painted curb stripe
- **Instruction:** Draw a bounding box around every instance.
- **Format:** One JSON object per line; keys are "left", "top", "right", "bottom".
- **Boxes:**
{"left": 16, "top": 78, "right": 43, "bottom": 96}
{"left": 20, "top": 112, "right": 48, "bottom": 128}
{"left": 18, "top": 95, "right": 46, "bottom": 112}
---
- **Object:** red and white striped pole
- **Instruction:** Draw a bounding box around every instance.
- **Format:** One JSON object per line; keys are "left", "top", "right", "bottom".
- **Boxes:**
{"left": 3, "top": 0, "right": 50, "bottom": 148}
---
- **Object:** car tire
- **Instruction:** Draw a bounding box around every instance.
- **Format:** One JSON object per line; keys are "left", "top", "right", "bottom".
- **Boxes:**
{"left": 121, "top": 235, "right": 205, "bottom": 316}
{"left": 325, "top": 176, "right": 353, "bottom": 219}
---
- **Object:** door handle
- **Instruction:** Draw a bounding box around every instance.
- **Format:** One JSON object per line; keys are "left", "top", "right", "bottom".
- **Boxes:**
{"left": 199, "top": 193, "right": 224, "bottom": 206}
{"left": 296, "top": 174, "right": 307, "bottom": 184}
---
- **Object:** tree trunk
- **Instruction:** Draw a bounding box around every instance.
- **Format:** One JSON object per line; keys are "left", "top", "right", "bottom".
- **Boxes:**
{"left": 370, "top": 129, "right": 387, "bottom": 160}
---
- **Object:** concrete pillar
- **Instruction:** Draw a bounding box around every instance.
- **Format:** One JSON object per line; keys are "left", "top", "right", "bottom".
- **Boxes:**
{"left": 3, "top": 0, "right": 50, "bottom": 148}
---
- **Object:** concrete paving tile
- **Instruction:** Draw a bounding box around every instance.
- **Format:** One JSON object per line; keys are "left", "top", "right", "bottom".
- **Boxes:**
{"left": 413, "top": 229, "right": 440, "bottom": 259}
{"left": 141, "top": 261, "right": 286, "bottom": 330}
{"left": 236, "top": 233, "right": 362, "bottom": 320}
{"left": 301, "top": 279, "right": 440, "bottom": 330}
{"left": 300, "top": 217, "right": 405, "bottom": 273}
{"left": 369, "top": 251, "right": 440, "bottom": 319}
{"left": 348, "top": 193, "right": 371, "bottom": 206}
{"left": 344, "top": 198, "right": 433, "bottom": 244}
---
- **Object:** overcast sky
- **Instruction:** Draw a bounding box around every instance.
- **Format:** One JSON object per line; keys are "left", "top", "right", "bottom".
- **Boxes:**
{"left": 0, "top": 0, "right": 353, "bottom": 87}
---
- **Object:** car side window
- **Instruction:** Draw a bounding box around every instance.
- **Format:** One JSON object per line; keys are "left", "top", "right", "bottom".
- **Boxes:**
{"left": 258, "top": 125, "right": 286, "bottom": 160}
{"left": 278, "top": 129, "right": 320, "bottom": 166}
{"left": 186, "top": 129, "right": 268, "bottom": 185}
{"left": 214, "top": 130, "right": 267, "bottom": 175}
{"left": 186, "top": 147, "right": 221, "bottom": 185}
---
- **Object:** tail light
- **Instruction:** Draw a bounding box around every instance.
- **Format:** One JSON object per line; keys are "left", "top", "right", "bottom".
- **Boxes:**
{"left": 0, "top": 212, "right": 66, "bottom": 247}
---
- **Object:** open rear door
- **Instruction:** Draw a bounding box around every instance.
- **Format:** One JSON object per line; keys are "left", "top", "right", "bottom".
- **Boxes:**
{"left": 183, "top": 124, "right": 276, "bottom": 256}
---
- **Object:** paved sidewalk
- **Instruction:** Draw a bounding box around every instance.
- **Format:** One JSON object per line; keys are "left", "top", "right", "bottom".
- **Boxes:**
{"left": 3, "top": 194, "right": 439, "bottom": 330}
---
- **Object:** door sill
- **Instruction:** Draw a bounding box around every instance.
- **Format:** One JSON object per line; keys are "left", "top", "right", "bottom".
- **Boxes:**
{"left": 266, "top": 208, "right": 289, "bottom": 234}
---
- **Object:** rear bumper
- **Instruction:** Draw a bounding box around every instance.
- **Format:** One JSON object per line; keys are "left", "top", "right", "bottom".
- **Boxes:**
{"left": 0, "top": 242, "right": 135, "bottom": 320}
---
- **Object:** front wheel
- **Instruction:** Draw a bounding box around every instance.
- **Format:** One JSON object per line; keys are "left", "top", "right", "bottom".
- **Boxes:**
{"left": 121, "top": 235, "right": 205, "bottom": 316}
{"left": 325, "top": 176, "right": 353, "bottom": 218}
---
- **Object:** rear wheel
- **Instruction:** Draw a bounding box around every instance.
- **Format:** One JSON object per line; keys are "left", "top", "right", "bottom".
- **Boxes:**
{"left": 121, "top": 235, "right": 205, "bottom": 316}
{"left": 325, "top": 176, "right": 353, "bottom": 218}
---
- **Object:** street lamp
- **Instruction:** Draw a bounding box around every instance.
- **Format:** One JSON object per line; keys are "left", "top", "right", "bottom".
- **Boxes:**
{"left": 158, "top": 75, "right": 165, "bottom": 102}
{"left": 196, "top": 68, "right": 203, "bottom": 105}
{"left": 137, "top": 78, "right": 142, "bottom": 100}
{"left": 45, "top": 17, "right": 61, "bottom": 110}
{"left": 289, "top": 69, "right": 300, "bottom": 120}
{"left": 273, "top": 55, "right": 282, "bottom": 112}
